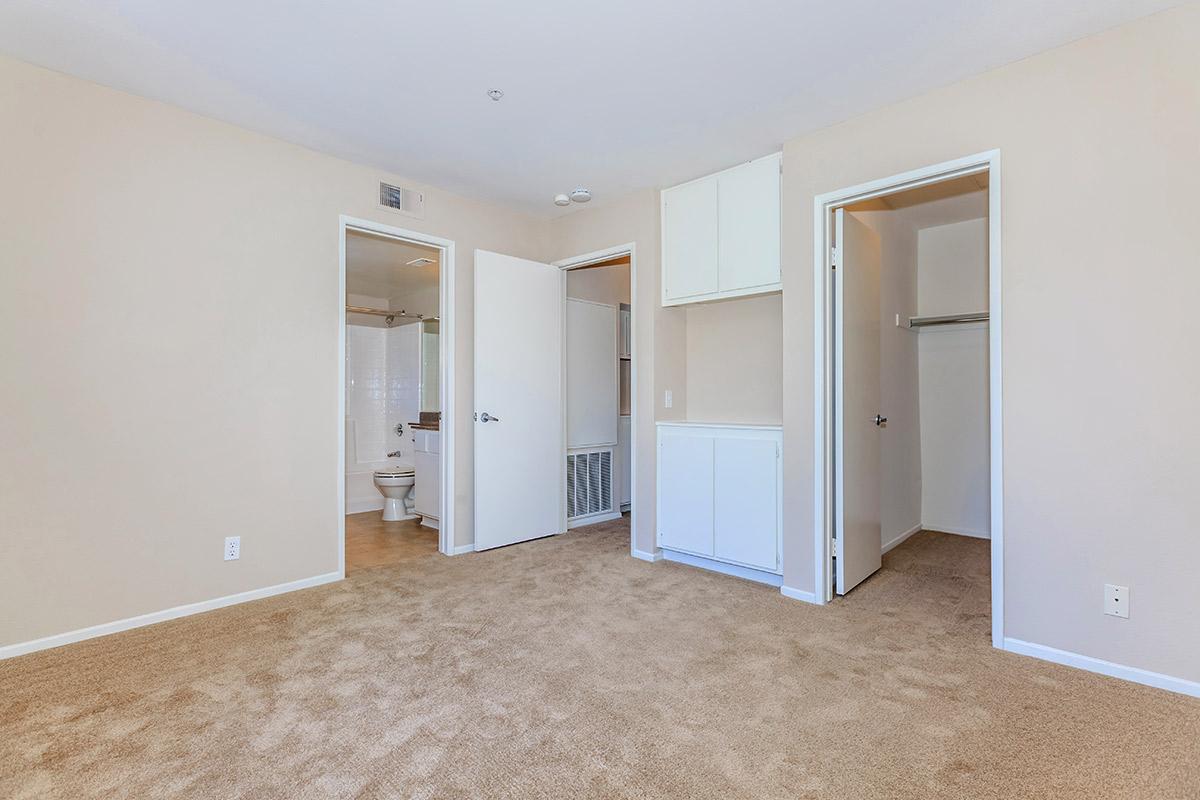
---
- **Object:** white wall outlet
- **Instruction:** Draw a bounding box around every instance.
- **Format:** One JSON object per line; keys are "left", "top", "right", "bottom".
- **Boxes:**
{"left": 224, "top": 536, "right": 241, "bottom": 561}
{"left": 664, "top": 389, "right": 673, "bottom": 409}
{"left": 1104, "top": 583, "right": 1129, "bottom": 618}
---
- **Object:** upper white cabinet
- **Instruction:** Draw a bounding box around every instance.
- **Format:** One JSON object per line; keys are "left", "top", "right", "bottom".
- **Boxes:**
{"left": 661, "top": 152, "right": 781, "bottom": 306}
{"left": 661, "top": 175, "right": 719, "bottom": 302}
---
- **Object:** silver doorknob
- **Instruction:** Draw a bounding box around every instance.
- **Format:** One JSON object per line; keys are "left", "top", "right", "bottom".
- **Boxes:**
{"left": 874, "top": 414, "right": 887, "bottom": 427}
{"left": 479, "top": 412, "right": 500, "bottom": 423}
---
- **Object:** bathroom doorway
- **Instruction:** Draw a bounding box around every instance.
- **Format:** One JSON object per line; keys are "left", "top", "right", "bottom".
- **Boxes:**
{"left": 338, "top": 216, "right": 456, "bottom": 574}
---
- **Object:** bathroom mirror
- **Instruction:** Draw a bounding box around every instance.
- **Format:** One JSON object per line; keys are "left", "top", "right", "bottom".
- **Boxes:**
{"left": 420, "top": 319, "right": 440, "bottom": 413}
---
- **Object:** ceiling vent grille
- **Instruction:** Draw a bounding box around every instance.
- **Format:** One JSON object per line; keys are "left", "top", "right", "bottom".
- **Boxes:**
{"left": 566, "top": 448, "right": 613, "bottom": 521}
{"left": 379, "top": 182, "right": 424, "bottom": 219}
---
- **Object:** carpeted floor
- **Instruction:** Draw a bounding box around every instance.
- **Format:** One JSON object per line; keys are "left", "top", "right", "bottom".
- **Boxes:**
{"left": 2, "top": 517, "right": 1197, "bottom": 799}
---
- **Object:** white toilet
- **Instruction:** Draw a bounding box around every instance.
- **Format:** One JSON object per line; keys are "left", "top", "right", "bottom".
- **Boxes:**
{"left": 373, "top": 464, "right": 417, "bottom": 521}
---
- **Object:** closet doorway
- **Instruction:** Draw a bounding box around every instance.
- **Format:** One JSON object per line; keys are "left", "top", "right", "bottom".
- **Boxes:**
{"left": 812, "top": 152, "right": 1003, "bottom": 645}
{"left": 554, "top": 244, "right": 638, "bottom": 549}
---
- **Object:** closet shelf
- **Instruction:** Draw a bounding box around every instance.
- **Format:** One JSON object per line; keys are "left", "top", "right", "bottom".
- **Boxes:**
{"left": 897, "top": 311, "right": 989, "bottom": 330}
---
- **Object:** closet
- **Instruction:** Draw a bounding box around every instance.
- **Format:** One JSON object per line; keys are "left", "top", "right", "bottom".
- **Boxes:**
{"left": 834, "top": 174, "right": 991, "bottom": 594}
{"left": 565, "top": 258, "right": 632, "bottom": 528}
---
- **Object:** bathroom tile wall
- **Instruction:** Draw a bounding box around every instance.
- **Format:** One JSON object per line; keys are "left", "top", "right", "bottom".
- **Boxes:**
{"left": 346, "top": 322, "right": 421, "bottom": 464}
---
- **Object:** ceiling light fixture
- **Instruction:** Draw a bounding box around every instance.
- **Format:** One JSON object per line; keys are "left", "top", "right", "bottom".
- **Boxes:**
{"left": 553, "top": 194, "right": 571, "bottom": 207}
{"left": 569, "top": 187, "right": 592, "bottom": 203}
{"left": 486, "top": 88, "right": 504, "bottom": 101}
{"left": 406, "top": 257, "right": 436, "bottom": 266}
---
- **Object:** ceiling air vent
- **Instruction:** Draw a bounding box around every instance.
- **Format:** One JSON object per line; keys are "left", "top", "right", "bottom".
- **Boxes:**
{"left": 379, "top": 182, "right": 424, "bottom": 219}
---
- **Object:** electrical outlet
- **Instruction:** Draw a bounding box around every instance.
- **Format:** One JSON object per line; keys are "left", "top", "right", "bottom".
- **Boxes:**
{"left": 224, "top": 536, "right": 241, "bottom": 561}
{"left": 664, "top": 389, "right": 673, "bottom": 409}
{"left": 1104, "top": 584, "right": 1129, "bottom": 618}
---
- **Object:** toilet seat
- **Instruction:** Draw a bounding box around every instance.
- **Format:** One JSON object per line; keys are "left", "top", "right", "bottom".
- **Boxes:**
{"left": 374, "top": 465, "right": 415, "bottom": 478}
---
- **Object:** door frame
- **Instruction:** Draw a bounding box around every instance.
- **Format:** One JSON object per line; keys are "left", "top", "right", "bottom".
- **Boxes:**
{"left": 338, "top": 215, "right": 457, "bottom": 571}
{"left": 553, "top": 243, "right": 638, "bottom": 556}
{"left": 811, "top": 150, "right": 1004, "bottom": 647}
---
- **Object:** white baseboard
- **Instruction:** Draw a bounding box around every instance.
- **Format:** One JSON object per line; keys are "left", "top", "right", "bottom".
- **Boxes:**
{"left": 661, "top": 549, "right": 782, "bottom": 587}
{"left": 450, "top": 543, "right": 475, "bottom": 556}
{"left": 632, "top": 548, "right": 663, "bottom": 562}
{"left": 923, "top": 523, "right": 990, "bottom": 540}
{"left": 881, "top": 523, "right": 923, "bottom": 554}
{"left": 780, "top": 585, "right": 821, "bottom": 604}
{"left": 346, "top": 498, "right": 384, "bottom": 514}
{"left": 1003, "top": 637, "right": 1200, "bottom": 698}
{"left": 0, "top": 571, "right": 342, "bottom": 661}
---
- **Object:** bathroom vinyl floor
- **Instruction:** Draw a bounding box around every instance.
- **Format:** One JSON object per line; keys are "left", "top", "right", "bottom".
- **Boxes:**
{"left": 2, "top": 518, "right": 1197, "bottom": 799}
{"left": 344, "top": 511, "right": 438, "bottom": 573}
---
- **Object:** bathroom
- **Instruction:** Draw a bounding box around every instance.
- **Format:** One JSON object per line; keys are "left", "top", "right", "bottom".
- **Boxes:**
{"left": 344, "top": 229, "right": 442, "bottom": 541}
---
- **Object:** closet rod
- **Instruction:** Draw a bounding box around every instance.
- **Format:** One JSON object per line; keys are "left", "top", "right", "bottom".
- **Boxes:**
{"left": 901, "top": 311, "right": 989, "bottom": 329}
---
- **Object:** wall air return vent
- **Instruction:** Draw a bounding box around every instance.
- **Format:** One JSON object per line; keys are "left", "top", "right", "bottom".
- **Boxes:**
{"left": 566, "top": 447, "right": 614, "bottom": 525}
{"left": 379, "top": 182, "right": 425, "bottom": 219}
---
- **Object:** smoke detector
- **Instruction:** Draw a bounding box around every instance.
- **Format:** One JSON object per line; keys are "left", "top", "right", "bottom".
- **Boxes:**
{"left": 553, "top": 194, "right": 571, "bottom": 207}
{"left": 486, "top": 88, "right": 504, "bottom": 101}
{"left": 569, "top": 187, "right": 592, "bottom": 203}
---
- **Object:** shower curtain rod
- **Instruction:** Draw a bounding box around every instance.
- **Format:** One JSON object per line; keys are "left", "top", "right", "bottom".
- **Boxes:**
{"left": 346, "top": 305, "right": 430, "bottom": 326}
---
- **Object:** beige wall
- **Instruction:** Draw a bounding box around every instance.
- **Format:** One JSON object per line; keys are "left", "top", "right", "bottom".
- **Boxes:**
{"left": 0, "top": 56, "right": 545, "bottom": 647}
{"left": 546, "top": 191, "right": 687, "bottom": 555}
{"left": 565, "top": 261, "right": 631, "bottom": 305}
{"left": 778, "top": 5, "right": 1200, "bottom": 681}
{"left": 545, "top": 6, "right": 1200, "bottom": 683}
{"left": 684, "top": 295, "right": 783, "bottom": 424}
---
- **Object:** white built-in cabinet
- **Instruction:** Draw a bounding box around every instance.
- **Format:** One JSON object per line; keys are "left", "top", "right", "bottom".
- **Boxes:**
{"left": 656, "top": 423, "right": 782, "bottom": 574}
{"left": 413, "top": 429, "right": 440, "bottom": 527}
{"left": 661, "top": 152, "right": 782, "bottom": 306}
{"left": 617, "top": 303, "right": 631, "bottom": 360}
{"left": 617, "top": 415, "right": 632, "bottom": 510}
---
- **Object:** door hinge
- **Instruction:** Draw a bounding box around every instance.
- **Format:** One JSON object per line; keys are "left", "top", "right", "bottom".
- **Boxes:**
{"left": 830, "top": 246, "right": 840, "bottom": 269}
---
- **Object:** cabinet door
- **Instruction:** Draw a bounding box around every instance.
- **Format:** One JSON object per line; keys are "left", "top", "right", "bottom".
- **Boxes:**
{"left": 617, "top": 416, "right": 632, "bottom": 506}
{"left": 414, "top": 451, "right": 439, "bottom": 518}
{"left": 662, "top": 176, "right": 719, "bottom": 303}
{"left": 657, "top": 432, "right": 714, "bottom": 555}
{"left": 717, "top": 154, "right": 781, "bottom": 293}
{"left": 714, "top": 437, "right": 779, "bottom": 570}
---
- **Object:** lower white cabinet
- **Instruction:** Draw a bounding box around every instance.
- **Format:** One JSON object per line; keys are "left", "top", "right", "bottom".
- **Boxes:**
{"left": 656, "top": 423, "right": 782, "bottom": 574}
{"left": 414, "top": 429, "right": 440, "bottom": 525}
{"left": 617, "top": 415, "right": 632, "bottom": 510}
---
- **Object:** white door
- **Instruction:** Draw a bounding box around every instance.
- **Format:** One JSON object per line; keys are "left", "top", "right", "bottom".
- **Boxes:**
{"left": 657, "top": 430, "right": 714, "bottom": 556}
{"left": 835, "top": 209, "right": 883, "bottom": 594}
{"left": 662, "top": 175, "right": 719, "bottom": 302}
{"left": 714, "top": 437, "right": 779, "bottom": 571}
{"left": 717, "top": 153, "right": 781, "bottom": 292}
{"left": 474, "top": 250, "right": 564, "bottom": 550}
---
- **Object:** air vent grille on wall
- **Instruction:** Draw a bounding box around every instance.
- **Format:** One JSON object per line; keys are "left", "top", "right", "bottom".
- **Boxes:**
{"left": 566, "top": 448, "right": 613, "bottom": 520}
{"left": 379, "top": 182, "right": 425, "bottom": 219}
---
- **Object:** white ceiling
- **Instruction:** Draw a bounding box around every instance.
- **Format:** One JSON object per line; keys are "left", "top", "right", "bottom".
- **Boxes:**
{"left": 0, "top": 1, "right": 1180, "bottom": 217}
{"left": 346, "top": 231, "right": 439, "bottom": 324}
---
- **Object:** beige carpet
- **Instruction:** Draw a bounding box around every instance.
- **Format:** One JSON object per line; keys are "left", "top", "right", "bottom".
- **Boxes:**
{"left": 2, "top": 518, "right": 1197, "bottom": 799}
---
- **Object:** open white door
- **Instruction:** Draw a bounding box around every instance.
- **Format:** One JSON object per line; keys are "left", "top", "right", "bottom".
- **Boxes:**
{"left": 474, "top": 250, "right": 564, "bottom": 550}
{"left": 834, "top": 209, "right": 883, "bottom": 594}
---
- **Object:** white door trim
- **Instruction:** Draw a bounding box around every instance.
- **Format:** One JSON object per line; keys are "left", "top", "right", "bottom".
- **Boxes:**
{"left": 553, "top": 244, "right": 639, "bottom": 557}
{"left": 810, "top": 150, "right": 1004, "bottom": 647}
{"left": 339, "top": 215, "right": 457, "bottom": 564}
